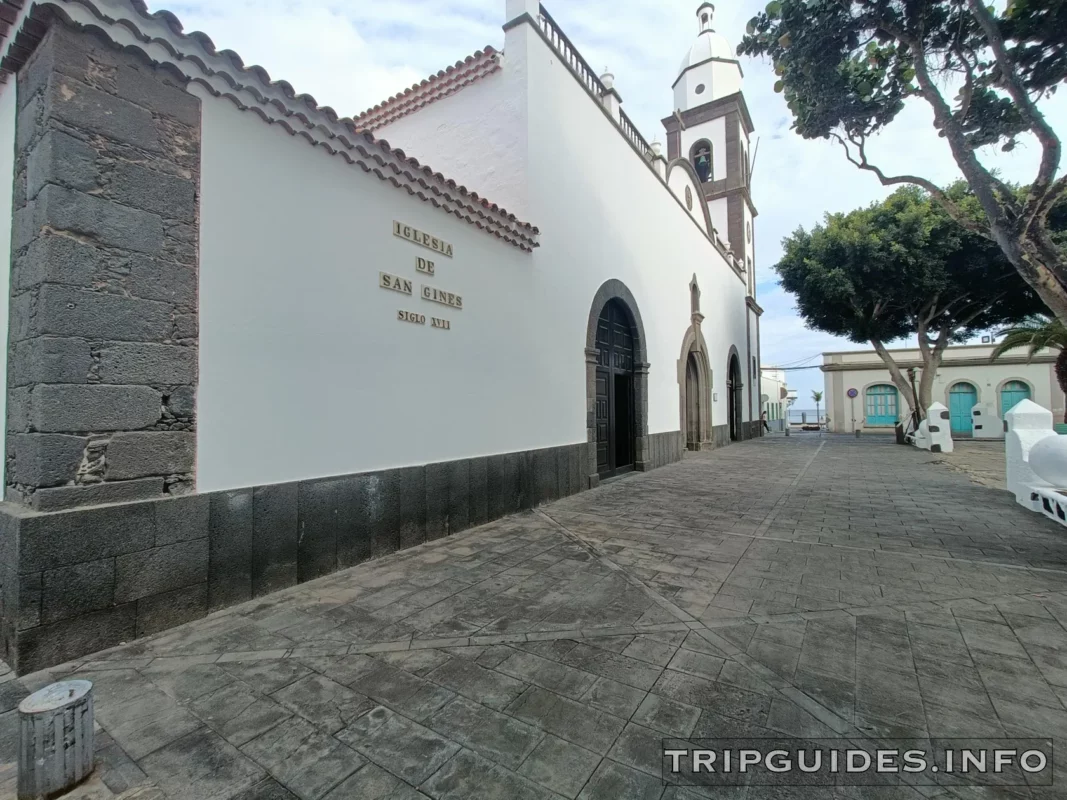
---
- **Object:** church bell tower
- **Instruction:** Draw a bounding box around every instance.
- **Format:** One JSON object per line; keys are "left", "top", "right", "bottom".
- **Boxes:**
{"left": 662, "top": 3, "right": 757, "bottom": 295}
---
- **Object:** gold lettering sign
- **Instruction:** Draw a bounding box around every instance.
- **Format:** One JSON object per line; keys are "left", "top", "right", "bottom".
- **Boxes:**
{"left": 421, "top": 285, "right": 463, "bottom": 309}
{"left": 380, "top": 272, "right": 413, "bottom": 295}
{"left": 394, "top": 221, "right": 454, "bottom": 257}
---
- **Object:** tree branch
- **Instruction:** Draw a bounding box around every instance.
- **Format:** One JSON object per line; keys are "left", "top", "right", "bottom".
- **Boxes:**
{"left": 830, "top": 132, "right": 992, "bottom": 239}
{"left": 964, "top": 0, "right": 1063, "bottom": 232}
{"left": 880, "top": 17, "right": 1024, "bottom": 237}
{"left": 952, "top": 47, "right": 976, "bottom": 124}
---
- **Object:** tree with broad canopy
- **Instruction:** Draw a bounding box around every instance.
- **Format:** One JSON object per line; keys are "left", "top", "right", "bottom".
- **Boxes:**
{"left": 738, "top": 0, "right": 1067, "bottom": 325}
{"left": 777, "top": 184, "right": 1045, "bottom": 414}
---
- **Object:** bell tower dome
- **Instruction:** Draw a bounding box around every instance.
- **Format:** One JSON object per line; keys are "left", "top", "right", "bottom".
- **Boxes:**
{"left": 663, "top": 2, "right": 757, "bottom": 296}
{"left": 674, "top": 3, "right": 743, "bottom": 112}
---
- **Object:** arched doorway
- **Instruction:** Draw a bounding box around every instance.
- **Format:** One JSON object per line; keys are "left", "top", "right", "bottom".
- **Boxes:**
{"left": 727, "top": 351, "right": 743, "bottom": 442}
{"left": 685, "top": 353, "right": 701, "bottom": 449}
{"left": 595, "top": 299, "right": 636, "bottom": 478}
{"left": 948, "top": 382, "right": 978, "bottom": 436}
{"left": 1000, "top": 380, "right": 1032, "bottom": 417}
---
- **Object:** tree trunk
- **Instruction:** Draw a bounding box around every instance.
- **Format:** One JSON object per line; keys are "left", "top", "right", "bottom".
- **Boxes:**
{"left": 917, "top": 342, "right": 948, "bottom": 411}
{"left": 1057, "top": 348, "right": 1067, "bottom": 424}
{"left": 1020, "top": 227, "right": 1067, "bottom": 328}
{"left": 870, "top": 339, "right": 916, "bottom": 416}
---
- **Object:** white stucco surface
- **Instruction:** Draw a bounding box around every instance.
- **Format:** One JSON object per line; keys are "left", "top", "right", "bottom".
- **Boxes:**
{"left": 196, "top": 90, "right": 552, "bottom": 492}
{"left": 371, "top": 56, "right": 528, "bottom": 218}
{"left": 0, "top": 81, "right": 15, "bottom": 487}
{"left": 195, "top": 13, "right": 752, "bottom": 492}
{"left": 517, "top": 23, "right": 750, "bottom": 437}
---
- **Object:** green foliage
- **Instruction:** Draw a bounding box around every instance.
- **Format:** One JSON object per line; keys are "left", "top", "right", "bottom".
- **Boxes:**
{"left": 991, "top": 314, "right": 1067, "bottom": 359}
{"left": 776, "top": 185, "right": 1044, "bottom": 344}
{"left": 992, "top": 314, "right": 1067, "bottom": 400}
{"left": 737, "top": 0, "right": 1065, "bottom": 152}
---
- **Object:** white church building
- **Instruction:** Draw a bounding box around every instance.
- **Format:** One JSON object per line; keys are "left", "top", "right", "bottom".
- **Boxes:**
{"left": 0, "top": 0, "right": 761, "bottom": 672}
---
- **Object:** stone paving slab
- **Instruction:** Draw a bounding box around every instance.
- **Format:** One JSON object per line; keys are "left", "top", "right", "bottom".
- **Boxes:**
{"left": 2, "top": 436, "right": 1067, "bottom": 799}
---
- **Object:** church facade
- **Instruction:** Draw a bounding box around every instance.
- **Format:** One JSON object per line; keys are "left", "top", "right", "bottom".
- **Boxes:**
{"left": 0, "top": 0, "right": 761, "bottom": 672}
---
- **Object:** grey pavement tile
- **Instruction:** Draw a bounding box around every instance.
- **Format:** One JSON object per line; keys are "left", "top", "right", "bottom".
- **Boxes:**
{"left": 374, "top": 648, "right": 453, "bottom": 676}
{"left": 321, "top": 763, "right": 430, "bottom": 800}
{"left": 189, "top": 682, "right": 293, "bottom": 747}
{"left": 271, "top": 673, "right": 375, "bottom": 734}
{"left": 95, "top": 739, "right": 149, "bottom": 795}
{"left": 424, "top": 695, "right": 544, "bottom": 769}
{"left": 606, "top": 721, "right": 667, "bottom": 777}
{"left": 139, "top": 728, "right": 265, "bottom": 800}
{"left": 631, "top": 693, "right": 701, "bottom": 737}
{"left": 230, "top": 778, "right": 300, "bottom": 800}
{"left": 576, "top": 758, "right": 664, "bottom": 800}
{"left": 336, "top": 705, "right": 460, "bottom": 785}
{"left": 496, "top": 649, "right": 599, "bottom": 699}
{"left": 665, "top": 648, "right": 726, "bottom": 682}
{"left": 518, "top": 734, "right": 602, "bottom": 798}
{"left": 240, "top": 717, "right": 363, "bottom": 799}
{"left": 506, "top": 686, "right": 627, "bottom": 754}
{"left": 135, "top": 662, "right": 235, "bottom": 705}
{"left": 420, "top": 749, "right": 561, "bottom": 800}
{"left": 580, "top": 676, "right": 648, "bottom": 719}
{"left": 561, "top": 642, "right": 664, "bottom": 691}
{"left": 219, "top": 659, "right": 315, "bottom": 694}
{"left": 651, "top": 669, "right": 771, "bottom": 725}
{"left": 425, "top": 655, "right": 529, "bottom": 709}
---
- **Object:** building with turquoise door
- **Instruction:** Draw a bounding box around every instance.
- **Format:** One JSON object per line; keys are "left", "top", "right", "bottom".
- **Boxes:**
{"left": 821, "top": 344, "right": 1062, "bottom": 434}
{"left": 948, "top": 382, "right": 979, "bottom": 436}
{"left": 999, "top": 380, "right": 1032, "bottom": 417}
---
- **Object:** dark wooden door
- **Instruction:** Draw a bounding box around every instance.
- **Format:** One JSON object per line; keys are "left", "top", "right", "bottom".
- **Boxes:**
{"left": 686, "top": 353, "right": 700, "bottom": 450}
{"left": 596, "top": 301, "right": 636, "bottom": 478}
{"left": 728, "top": 355, "right": 743, "bottom": 442}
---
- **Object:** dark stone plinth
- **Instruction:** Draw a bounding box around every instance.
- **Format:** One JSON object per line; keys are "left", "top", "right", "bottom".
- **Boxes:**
{"left": 0, "top": 441, "right": 605, "bottom": 674}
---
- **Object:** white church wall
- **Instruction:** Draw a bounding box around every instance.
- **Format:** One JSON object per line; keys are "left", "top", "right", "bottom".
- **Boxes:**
{"left": 195, "top": 88, "right": 568, "bottom": 493}
{"left": 666, "top": 166, "right": 710, "bottom": 236}
{"left": 0, "top": 80, "right": 15, "bottom": 488}
{"left": 709, "top": 197, "right": 729, "bottom": 243}
{"left": 371, "top": 56, "right": 528, "bottom": 218}
{"left": 516, "top": 24, "right": 751, "bottom": 437}
{"left": 680, "top": 116, "right": 726, "bottom": 182}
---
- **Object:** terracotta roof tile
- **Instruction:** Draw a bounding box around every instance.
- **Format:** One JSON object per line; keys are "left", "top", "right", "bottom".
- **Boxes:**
{"left": 0, "top": 1, "right": 539, "bottom": 248}
{"left": 354, "top": 47, "right": 501, "bottom": 131}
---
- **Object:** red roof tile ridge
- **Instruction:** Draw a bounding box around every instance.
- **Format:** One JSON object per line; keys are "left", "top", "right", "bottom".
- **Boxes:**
{"left": 353, "top": 46, "right": 500, "bottom": 130}
{"left": 2, "top": 2, "right": 538, "bottom": 246}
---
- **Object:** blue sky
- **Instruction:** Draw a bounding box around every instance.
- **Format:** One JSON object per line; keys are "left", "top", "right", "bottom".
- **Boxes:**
{"left": 149, "top": 0, "right": 1066, "bottom": 404}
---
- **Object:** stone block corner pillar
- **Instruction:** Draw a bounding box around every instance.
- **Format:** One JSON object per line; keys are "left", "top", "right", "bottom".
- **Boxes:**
{"left": 1006, "top": 400, "right": 1055, "bottom": 507}
{"left": 6, "top": 19, "right": 201, "bottom": 512}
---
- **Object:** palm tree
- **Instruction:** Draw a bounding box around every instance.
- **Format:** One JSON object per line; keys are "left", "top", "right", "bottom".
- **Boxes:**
{"left": 991, "top": 315, "right": 1067, "bottom": 421}
{"left": 812, "top": 390, "right": 823, "bottom": 429}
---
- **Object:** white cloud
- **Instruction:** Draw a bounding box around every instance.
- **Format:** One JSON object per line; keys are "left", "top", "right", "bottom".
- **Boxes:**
{"left": 148, "top": 0, "right": 1065, "bottom": 405}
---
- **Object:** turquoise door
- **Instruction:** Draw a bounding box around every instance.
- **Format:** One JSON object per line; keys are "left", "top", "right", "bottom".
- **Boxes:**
{"left": 865, "top": 384, "right": 899, "bottom": 426}
{"left": 948, "top": 383, "right": 978, "bottom": 435}
{"left": 1000, "top": 381, "right": 1031, "bottom": 417}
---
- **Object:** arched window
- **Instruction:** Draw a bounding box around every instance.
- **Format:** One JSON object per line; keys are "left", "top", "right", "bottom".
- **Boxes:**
{"left": 690, "top": 140, "right": 713, "bottom": 183}
{"left": 1000, "top": 380, "right": 1032, "bottom": 417}
{"left": 865, "top": 384, "right": 899, "bottom": 427}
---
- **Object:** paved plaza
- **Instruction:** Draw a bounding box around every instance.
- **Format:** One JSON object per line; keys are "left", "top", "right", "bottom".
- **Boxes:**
{"left": 3, "top": 435, "right": 1067, "bottom": 799}
{"left": 936, "top": 440, "right": 1009, "bottom": 491}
